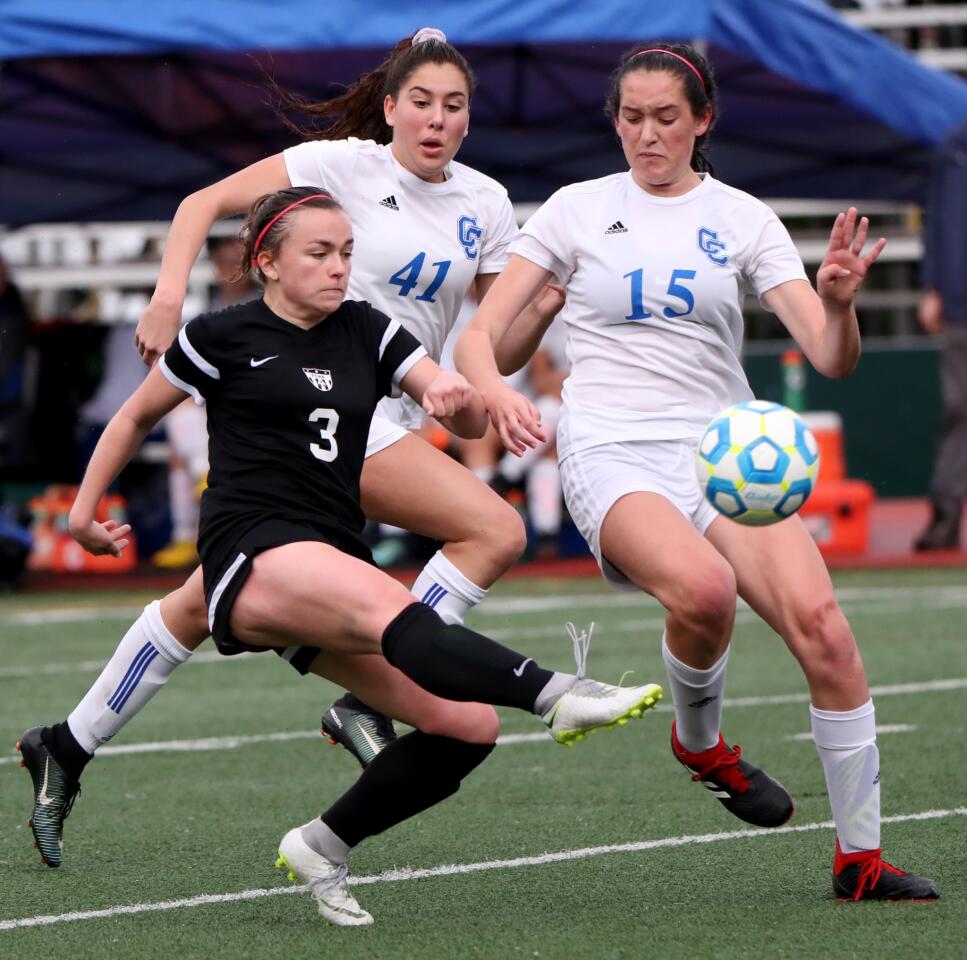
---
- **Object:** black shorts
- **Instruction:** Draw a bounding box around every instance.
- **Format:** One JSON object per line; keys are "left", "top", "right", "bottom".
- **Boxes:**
{"left": 200, "top": 515, "right": 374, "bottom": 675}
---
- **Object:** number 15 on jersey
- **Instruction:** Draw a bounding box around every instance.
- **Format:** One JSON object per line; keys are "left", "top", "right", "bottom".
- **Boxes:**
{"left": 624, "top": 267, "right": 696, "bottom": 320}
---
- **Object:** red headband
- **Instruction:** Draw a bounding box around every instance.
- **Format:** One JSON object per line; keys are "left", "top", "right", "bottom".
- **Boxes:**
{"left": 633, "top": 49, "right": 706, "bottom": 93}
{"left": 250, "top": 193, "right": 332, "bottom": 266}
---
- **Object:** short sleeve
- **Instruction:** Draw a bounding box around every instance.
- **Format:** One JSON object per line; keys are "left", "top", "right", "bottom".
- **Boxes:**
{"left": 160, "top": 317, "right": 222, "bottom": 406}
{"left": 283, "top": 138, "right": 361, "bottom": 200}
{"left": 373, "top": 309, "right": 427, "bottom": 399}
{"left": 746, "top": 211, "right": 809, "bottom": 308}
{"left": 476, "top": 193, "right": 518, "bottom": 276}
{"left": 510, "top": 190, "right": 575, "bottom": 284}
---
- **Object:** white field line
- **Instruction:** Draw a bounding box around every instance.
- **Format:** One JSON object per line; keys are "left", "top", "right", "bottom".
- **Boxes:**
{"left": 4, "top": 592, "right": 966, "bottom": 680}
{"left": 1, "top": 679, "right": 963, "bottom": 767}
{"left": 786, "top": 724, "right": 916, "bottom": 742}
{"left": 4, "top": 583, "right": 967, "bottom": 628}
{"left": 2, "top": 806, "right": 963, "bottom": 932}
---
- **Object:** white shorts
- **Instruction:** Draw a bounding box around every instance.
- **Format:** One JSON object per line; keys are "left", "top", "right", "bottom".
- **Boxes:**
{"left": 365, "top": 414, "right": 409, "bottom": 459}
{"left": 560, "top": 439, "right": 720, "bottom": 589}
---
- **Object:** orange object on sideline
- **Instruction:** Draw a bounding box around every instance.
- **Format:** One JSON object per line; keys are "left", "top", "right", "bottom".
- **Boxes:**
{"left": 802, "top": 411, "right": 846, "bottom": 483}
{"left": 800, "top": 479, "right": 875, "bottom": 555}
{"left": 27, "top": 485, "right": 137, "bottom": 573}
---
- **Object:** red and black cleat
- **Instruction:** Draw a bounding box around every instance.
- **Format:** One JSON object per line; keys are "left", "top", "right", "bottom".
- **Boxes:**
{"left": 833, "top": 842, "right": 940, "bottom": 901}
{"left": 671, "top": 723, "right": 794, "bottom": 828}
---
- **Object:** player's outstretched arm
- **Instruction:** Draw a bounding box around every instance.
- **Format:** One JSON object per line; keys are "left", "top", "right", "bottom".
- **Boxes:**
{"left": 456, "top": 255, "right": 552, "bottom": 455}
{"left": 764, "top": 207, "right": 885, "bottom": 380}
{"left": 401, "top": 357, "right": 488, "bottom": 439}
{"left": 136, "top": 154, "right": 291, "bottom": 366}
{"left": 69, "top": 369, "right": 189, "bottom": 556}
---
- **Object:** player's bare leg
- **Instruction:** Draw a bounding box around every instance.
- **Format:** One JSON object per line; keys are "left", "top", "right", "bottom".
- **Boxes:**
{"left": 706, "top": 515, "right": 939, "bottom": 900}
{"left": 322, "top": 433, "right": 526, "bottom": 764}
{"left": 600, "top": 492, "right": 793, "bottom": 828}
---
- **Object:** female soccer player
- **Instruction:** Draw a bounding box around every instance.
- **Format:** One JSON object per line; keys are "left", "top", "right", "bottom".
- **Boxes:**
{"left": 455, "top": 43, "right": 939, "bottom": 902}
{"left": 49, "top": 189, "right": 660, "bottom": 924}
{"left": 17, "top": 29, "right": 569, "bottom": 861}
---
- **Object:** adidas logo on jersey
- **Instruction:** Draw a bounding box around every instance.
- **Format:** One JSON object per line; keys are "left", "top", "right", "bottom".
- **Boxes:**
{"left": 605, "top": 220, "right": 628, "bottom": 234}
{"left": 379, "top": 195, "right": 400, "bottom": 211}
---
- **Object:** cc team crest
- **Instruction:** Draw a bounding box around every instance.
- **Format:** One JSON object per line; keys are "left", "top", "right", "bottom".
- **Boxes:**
{"left": 303, "top": 368, "right": 333, "bottom": 391}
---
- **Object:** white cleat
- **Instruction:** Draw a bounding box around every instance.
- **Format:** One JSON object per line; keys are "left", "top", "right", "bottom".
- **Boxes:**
{"left": 275, "top": 827, "right": 374, "bottom": 926}
{"left": 542, "top": 623, "right": 663, "bottom": 746}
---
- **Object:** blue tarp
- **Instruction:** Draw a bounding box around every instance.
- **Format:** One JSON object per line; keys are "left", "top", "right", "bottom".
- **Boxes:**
{"left": 3, "top": 0, "right": 965, "bottom": 222}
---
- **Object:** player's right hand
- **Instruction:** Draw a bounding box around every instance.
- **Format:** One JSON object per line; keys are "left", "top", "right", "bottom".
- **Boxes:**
{"left": 68, "top": 518, "right": 132, "bottom": 558}
{"left": 484, "top": 383, "right": 546, "bottom": 456}
{"left": 136, "top": 297, "right": 182, "bottom": 366}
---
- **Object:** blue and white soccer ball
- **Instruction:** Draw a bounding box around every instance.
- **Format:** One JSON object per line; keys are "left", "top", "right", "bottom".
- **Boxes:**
{"left": 695, "top": 401, "right": 820, "bottom": 526}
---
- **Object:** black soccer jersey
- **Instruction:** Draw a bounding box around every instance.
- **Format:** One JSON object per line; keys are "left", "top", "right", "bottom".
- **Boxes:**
{"left": 161, "top": 297, "right": 425, "bottom": 550}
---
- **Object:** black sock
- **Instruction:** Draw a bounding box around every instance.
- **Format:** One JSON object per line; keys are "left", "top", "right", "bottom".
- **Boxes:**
{"left": 334, "top": 691, "right": 381, "bottom": 715}
{"left": 43, "top": 722, "right": 92, "bottom": 781}
{"left": 381, "top": 602, "right": 555, "bottom": 712}
{"left": 322, "top": 731, "right": 494, "bottom": 847}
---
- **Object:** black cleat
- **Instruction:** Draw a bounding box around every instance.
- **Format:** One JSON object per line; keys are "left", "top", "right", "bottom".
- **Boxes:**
{"left": 833, "top": 842, "right": 940, "bottom": 901}
{"left": 16, "top": 727, "right": 81, "bottom": 868}
{"left": 321, "top": 694, "right": 397, "bottom": 768}
{"left": 671, "top": 724, "right": 794, "bottom": 828}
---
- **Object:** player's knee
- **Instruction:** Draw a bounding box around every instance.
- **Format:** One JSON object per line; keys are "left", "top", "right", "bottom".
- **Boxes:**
{"left": 794, "top": 599, "right": 857, "bottom": 672}
{"left": 476, "top": 497, "right": 527, "bottom": 571}
{"left": 160, "top": 585, "right": 210, "bottom": 648}
{"left": 420, "top": 701, "right": 500, "bottom": 744}
{"left": 674, "top": 564, "right": 736, "bottom": 633}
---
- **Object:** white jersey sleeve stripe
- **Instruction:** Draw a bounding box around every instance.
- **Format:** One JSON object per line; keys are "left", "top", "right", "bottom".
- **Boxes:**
{"left": 378, "top": 319, "right": 402, "bottom": 361}
{"left": 159, "top": 356, "right": 206, "bottom": 406}
{"left": 391, "top": 346, "right": 428, "bottom": 388}
{"left": 178, "top": 325, "right": 220, "bottom": 380}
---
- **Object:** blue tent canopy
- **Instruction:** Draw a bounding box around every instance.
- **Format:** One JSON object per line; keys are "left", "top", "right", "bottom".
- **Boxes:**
{"left": 2, "top": 0, "right": 965, "bottom": 223}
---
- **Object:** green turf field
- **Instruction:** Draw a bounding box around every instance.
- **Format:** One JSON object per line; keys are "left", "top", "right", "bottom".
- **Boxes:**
{"left": 1, "top": 568, "right": 965, "bottom": 959}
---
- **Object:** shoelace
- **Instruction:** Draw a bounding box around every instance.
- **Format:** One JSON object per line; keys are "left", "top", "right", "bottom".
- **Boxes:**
{"left": 564, "top": 621, "right": 593, "bottom": 679}
{"left": 313, "top": 861, "right": 350, "bottom": 896}
{"left": 61, "top": 783, "right": 81, "bottom": 820}
{"left": 691, "top": 743, "right": 750, "bottom": 793}
{"left": 852, "top": 855, "right": 906, "bottom": 901}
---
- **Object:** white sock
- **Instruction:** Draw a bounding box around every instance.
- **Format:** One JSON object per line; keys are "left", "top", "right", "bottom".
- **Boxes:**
{"left": 303, "top": 817, "right": 351, "bottom": 864}
{"left": 411, "top": 550, "right": 487, "bottom": 625}
{"left": 67, "top": 600, "right": 194, "bottom": 754}
{"left": 168, "top": 464, "right": 197, "bottom": 543}
{"left": 661, "top": 632, "right": 729, "bottom": 752}
{"left": 527, "top": 458, "right": 562, "bottom": 535}
{"left": 810, "top": 699, "right": 880, "bottom": 853}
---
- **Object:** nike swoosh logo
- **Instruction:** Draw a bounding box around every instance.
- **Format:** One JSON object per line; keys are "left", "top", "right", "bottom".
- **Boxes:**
{"left": 513, "top": 658, "right": 533, "bottom": 678}
{"left": 250, "top": 355, "right": 279, "bottom": 367}
{"left": 37, "top": 757, "right": 53, "bottom": 807}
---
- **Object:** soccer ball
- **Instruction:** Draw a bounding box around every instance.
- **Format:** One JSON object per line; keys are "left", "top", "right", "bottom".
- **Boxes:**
{"left": 695, "top": 401, "right": 820, "bottom": 526}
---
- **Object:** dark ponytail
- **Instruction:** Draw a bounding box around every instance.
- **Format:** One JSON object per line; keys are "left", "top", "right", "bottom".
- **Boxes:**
{"left": 271, "top": 33, "right": 476, "bottom": 144}
{"left": 604, "top": 42, "right": 718, "bottom": 174}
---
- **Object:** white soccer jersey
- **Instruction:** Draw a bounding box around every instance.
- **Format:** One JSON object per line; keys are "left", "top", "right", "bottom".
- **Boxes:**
{"left": 511, "top": 172, "right": 808, "bottom": 460}
{"left": 285, "top": 138, "right": 517, "bottom": 427}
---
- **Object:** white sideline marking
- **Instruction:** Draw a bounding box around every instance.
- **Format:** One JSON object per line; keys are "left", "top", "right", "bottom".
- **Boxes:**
{"left": 1, "top": 679, "right": 963, "bottom": 767}
{"left": 2, "top": 806, "right": 962, "bottom": 932}
{"left": 786, "top": 724, "right": 917, "bottom": 742}
{"left": 4, "top": 582, "right": 967, "bottom": 628}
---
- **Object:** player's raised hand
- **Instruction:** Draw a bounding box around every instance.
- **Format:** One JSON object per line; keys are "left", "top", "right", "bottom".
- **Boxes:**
{"left": 422, "top": 370, "right": 475, "bottom": 420}
{"left": 135, "top": 296, "right": 182, "bottom": 366}
{"left": 485, "top": 382, "right": 546, "bottom": 456}
{"left": 817, "top": 207, "right": 886, "bottom": 307}
{"left": 68, "top": 517, "right": 132, "bottom": 558}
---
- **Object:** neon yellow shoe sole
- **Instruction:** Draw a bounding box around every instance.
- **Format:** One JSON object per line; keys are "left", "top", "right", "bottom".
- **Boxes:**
{"left": 551, "top": 683, "right": 663, "bottom": 747}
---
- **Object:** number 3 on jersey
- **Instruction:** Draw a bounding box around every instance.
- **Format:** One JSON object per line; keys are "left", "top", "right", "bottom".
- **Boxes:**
{"left": 389, "top": 252, "right": 451, "bottom": 303}
{"left": 310, "top": 408, "right": 339, "bottom": 462}
{"left": 624, "top": 267, "right": 697, "bottom": 320}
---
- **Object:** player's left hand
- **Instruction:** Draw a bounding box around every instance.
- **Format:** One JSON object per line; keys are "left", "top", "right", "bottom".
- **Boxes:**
{"left": 422, "top": 370, "right": 475, "bottom": 419}
{"left": 817, "top": 207, "right": 886, "bottom": 307}
{"left": 68, "top": 517, "right": 132, "bottom": 557}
